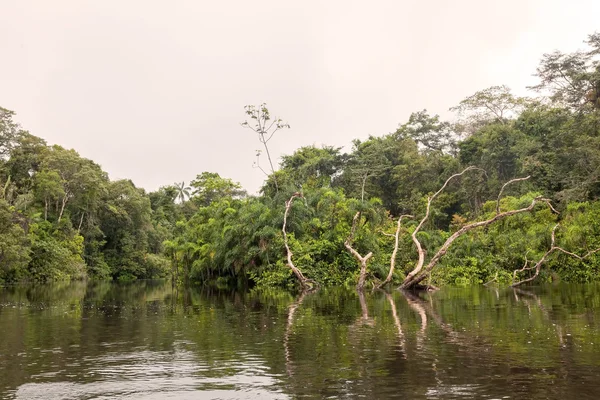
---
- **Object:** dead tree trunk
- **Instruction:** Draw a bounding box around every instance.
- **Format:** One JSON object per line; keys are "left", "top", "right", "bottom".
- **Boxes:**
{"left": 512, "top": 224, "right": 600, "bottom": 287}
{"left": 378, "top": 214, "right": 412, "bottom": 288}
{"left": 344, "top": 211, "right": 373, "bottom": 291}
{"left": 400, "top": 171, "right": 557, "bottom": 290}
{"left": 401, "top": 166, "right": 480, "bottom": 289}
{"left": 283, "top": 193, "right": 314, "bottom": 289}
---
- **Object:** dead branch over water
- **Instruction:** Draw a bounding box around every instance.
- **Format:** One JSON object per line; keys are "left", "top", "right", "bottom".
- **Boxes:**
{"left": 283, "top": 193, "right": 315, "bottom": 289}
{"left": 344, "top": 211, "right": 374, "bottom": 291}
{"left": 401, "top": 167, "right": 557, "bottom": 290}
{"left": 378, "top": 214, "right": 413, "bottom": 288}
{"left": 512, "top": 224, "right": 600, "bottom": 287}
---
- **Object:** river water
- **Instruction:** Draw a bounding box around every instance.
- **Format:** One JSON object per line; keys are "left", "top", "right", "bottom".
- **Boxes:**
{"left": 1, "top": 281, "right": 600, "bottom": 399}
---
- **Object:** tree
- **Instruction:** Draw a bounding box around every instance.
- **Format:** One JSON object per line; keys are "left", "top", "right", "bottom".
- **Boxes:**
{"left": 241, "top": 103, "right": 290, "bottom": 193}
{"left": 33, "top": 170, "right": 64, "bottom": 220}
{"left": 529, "top": 32, "right": 600, "bottom": 111}
{"left": 344, "top": 212, "right": 374, "bottom": 290}
{"left": 450, "top": 85, "right": 530, "bottom": 133}
{"left": 0, "top": 107, "right": 24, "bottom": 160}
{"left": 174, "top": 181, "right": 191, "bottom": 204}
{"left": 190, "top": 172, "right": 246, "bottom": 207}
{"left": 41, "top": 146, "right": 107, "bottom": 223}
{"left": 278, "top": 145, "right": 346, "bottom": 191}
{"left": 0, "top": 199, "right": 30, "bottom": 282}
{"left": 395, "top": 110, "right": 457, "bottom": 154}
{"left": 282, "top": 192, "right": 313, "bottom": 288}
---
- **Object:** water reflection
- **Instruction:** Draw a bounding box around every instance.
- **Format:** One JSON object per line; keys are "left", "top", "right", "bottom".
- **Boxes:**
{"left": 2, "top": 282, "right": 600, "bottom": 399}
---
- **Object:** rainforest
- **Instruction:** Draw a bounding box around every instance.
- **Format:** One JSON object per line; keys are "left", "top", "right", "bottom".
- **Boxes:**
{"left": 2, "top": 32, "right": 600, "bottom": 290}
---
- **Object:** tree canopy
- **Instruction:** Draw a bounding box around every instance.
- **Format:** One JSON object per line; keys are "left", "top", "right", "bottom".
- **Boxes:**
{"left": 2, "top": 32, "right": 600, "bottom": 289}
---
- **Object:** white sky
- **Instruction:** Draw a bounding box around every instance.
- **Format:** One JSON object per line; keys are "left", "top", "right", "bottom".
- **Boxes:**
{"left": 1, "top": 0, "right": 599, "bottom": 193}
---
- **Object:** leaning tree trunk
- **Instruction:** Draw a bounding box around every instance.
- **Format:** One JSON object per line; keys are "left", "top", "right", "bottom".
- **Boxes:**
{"left": 378, "top": 214, "right": 412, "bottom": 288}
{"left": 400, "top": 170, "right": 559, "bottom": 290}
{"left": 282, "top": 193, "right": 315, "bottom": 289}
{"left": 344, "top": 211, "right": 373, "bottom": 291}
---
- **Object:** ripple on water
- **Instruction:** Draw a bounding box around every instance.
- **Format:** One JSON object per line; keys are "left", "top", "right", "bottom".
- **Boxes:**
{"left": 14, "top": 346, "right": 287, "bottom": 400}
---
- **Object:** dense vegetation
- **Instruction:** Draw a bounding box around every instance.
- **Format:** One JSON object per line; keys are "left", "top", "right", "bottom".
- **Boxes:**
{"left": 2, "top": 33, "right": 600, "bottom": 287}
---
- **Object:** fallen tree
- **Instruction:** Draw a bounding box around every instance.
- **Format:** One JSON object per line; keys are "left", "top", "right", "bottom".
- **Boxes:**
{"left": 400, "top": 169, "right": 560, "bottom": 290}
{"left": 282, "top": 192, "right": 316, "bottom": 289}
{"left": 344, "top": 211, "right": 374, "bottom": 291}
{"left": 378, "top": 214, "right": 412, "bottom": 288}
{"left": 512, "top": 224, "right": 600, "bottom": 287}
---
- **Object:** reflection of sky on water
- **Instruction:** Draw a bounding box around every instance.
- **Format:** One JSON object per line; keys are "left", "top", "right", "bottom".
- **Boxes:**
{"left": 16, "top": 345, "right": 287, "bottom": 400}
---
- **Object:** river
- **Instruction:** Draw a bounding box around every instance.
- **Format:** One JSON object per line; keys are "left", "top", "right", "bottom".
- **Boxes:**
{"left": 1, "top": 281, "right": 600, "bottom": 399}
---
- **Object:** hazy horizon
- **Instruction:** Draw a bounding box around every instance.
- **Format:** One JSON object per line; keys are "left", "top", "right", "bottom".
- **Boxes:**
{"left": 2, "top": 0, "right": 599, "bottom": 193}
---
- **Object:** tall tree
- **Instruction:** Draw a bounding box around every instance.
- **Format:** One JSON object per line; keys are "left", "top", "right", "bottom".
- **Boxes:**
{"left": 241, "top": 103, "right": 290, "bottom": 193}
{"left": 175, "top": 181, "right": 191, "bottom": 204}
{"left": 529, "top": 32, "right": 600, "bottom": 111}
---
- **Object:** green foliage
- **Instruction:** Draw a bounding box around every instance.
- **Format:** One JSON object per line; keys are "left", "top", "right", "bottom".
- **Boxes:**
{"left": 2, "top": 32, "right": 600, "bottom": 287}
{"left": 0, "top": 199, "right": 31, "bottom": 282}
{"left": 28, "top": 221, "right": 85, "bottom": 281}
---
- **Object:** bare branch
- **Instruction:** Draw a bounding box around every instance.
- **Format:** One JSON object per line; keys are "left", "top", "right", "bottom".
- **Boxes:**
{"left": 404, "top": 166, "right": 483, "bottom": 285}
{"left": 344, "top": 212, "right": 374, "bottom": 291}
{"left": 283, "top": 193, "right": 313, "bottom": 288}
{"left": 483, "top": 272, "right": 498, "bottom": 287}
{"left": 512, "top": 224, "right": 600, "bottom": 287}
{"left": 378, "top": 214, "right": 413, "bottom": 288}
{"left": 252, "top": 151, "right": 269, "bottom": 176}
{"left": 402, "top": 196, "right": 558, "bottom": 289}
{"left": 496, "top": 176, "right": 530, "bottom": 214}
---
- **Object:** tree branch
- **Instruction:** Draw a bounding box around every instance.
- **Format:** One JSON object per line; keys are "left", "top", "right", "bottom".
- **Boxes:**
{"left": 496, "top": 176, "right": 530, "bottom": 214}
{"left": 403, "top": 166, "right": 482, "bottom": 286}
{"left": 344, "top": 211, "right": 373, "bottom": 291}
{"left": 378, "top": 214, "right": 413, "bottom": 288}
{"left": 512, "top": 224, "right": 600, "bottom": 287}
{"left": 402, "top": 196, "right": 558, "bottom": 289}
{"left": 283, "top": 193, "right": 312, "bottom": 288}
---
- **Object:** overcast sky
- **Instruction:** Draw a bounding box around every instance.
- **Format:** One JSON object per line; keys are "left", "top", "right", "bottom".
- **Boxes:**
{"left": 1, "top": 0, "right": 599, "bottom": 193}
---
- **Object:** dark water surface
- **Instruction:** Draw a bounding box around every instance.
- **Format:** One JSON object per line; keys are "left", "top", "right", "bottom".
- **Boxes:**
{"left": 2, "top": 282, "right": 600, "bottom": 399}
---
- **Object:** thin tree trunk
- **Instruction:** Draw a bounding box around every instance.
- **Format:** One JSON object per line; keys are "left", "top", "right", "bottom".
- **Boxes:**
{"left": 361, "top": 172, "right": 368, "bottom": 203}
{"left": 78, "top": 211, "right": 85, "bottom": 232}
{"left": 344, "top": 211, "right": 373, "bottom": 291}
{"left": 262, "top": 138, "right": 278, "bottom": 193}
{"left": 58, "top": 196, "right": 68, "bottom": 223}
{"left": 378, "top": 214, "right": 412, "bottom": 288}
{"left": 283, "top": 193, "right": 313, "bottom": 288}
{"left": 44, "top": 198, "right": 48, "bottom": 221}
{"left": 402, "top": 166, "right": 480, "bottom": 287}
